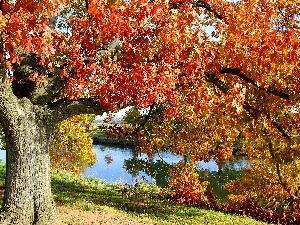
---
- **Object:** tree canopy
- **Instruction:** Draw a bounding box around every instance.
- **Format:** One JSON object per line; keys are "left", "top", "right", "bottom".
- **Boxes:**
{"left": 0, "top": 0, "right": 300, "bottom": 224}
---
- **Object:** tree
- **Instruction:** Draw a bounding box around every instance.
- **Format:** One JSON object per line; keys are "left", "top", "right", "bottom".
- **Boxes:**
{"left": 0, "top": 0, "right": 299, "bottom": 224}
{"left": 51, "top": 114, "right": 96, "bottom": 174}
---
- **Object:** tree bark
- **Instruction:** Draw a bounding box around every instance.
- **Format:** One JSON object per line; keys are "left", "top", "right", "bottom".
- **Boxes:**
{"left": 0, "top": 78, "right": 109, "bottom": 224}
{"left": 0, "top": 128, "right": 57, "bottom": 224}
{"left": 0, "top": 85, "right": 57, "bottom": 224}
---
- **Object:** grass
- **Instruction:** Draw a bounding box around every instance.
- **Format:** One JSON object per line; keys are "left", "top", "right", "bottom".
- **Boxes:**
{"left": 0, "top": 162, "right": 271, "bottom": 224}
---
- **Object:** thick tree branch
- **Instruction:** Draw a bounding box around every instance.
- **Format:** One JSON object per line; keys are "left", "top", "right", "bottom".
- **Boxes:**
{"left": 209, "top": 68, "right": 292, "bottom": 138}
{"left": 170, "top": 0, "right": 226, "bottom": 23}
{"left": 266, "top": 113, "right": 291, "bottom": 139}
{"left": 205, "top": 72, "right": 292, "bottom": 139}
{"left": 10, "top": 54, "right": 65, "bottom": 102}
{"left": 265, "top": 138, "right": 286, "bottom": 188}
{"left": 0, "top": 0, "right": 3, "bottom": 11}
{"left": 243, "top": 102, "right": 259, "bottom": 119}
{"left": 49, "top": 98, "right": 108, "bottom": 123}
{"left": 193, "top": 0, "right": 224, "bottom": 21}
{"left": 220, "top": 68, "right": 290, "bottom": 100}
{"left": 205, "top": 72, "right": 230, "bottom": 93}
{"left": 263, "top": 133, "right": 300, "bottom": 205}
{"left": 133, "top": 103, "right": 156, "bottom": 134}
{"left": 85, "top": 0, "right": 88, "bottom": 10}
{"left": 30, "top": 76, "right": 66, "bottom": 105}
{"left": 0, "top": 83, "right": 26, "bottom": 130}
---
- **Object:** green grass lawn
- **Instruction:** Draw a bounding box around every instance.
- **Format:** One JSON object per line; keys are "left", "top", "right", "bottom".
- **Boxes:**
{"left": 0, "top": 162, "right": 271, "bottom": 224}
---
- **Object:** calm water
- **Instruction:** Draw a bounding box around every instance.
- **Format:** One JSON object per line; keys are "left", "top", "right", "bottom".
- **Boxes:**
{"left": 0, "top": 145, "right": 246, "bottom": 186}
{"left": 83, "top": 144, "right": 220, "bottom": 185}
{"left": 83, "top": 145, "right": 154, "bottom": 184}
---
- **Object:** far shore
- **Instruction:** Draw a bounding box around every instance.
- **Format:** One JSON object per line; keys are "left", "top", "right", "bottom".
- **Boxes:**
{"left": 92, "top": 136, "right": 134, "bottom": 147}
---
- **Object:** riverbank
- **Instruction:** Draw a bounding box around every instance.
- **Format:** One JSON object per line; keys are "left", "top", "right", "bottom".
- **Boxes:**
{"left": 92, "top": 135, "right": 134, "bottom": 147}
{"left": 90, "top": 129, "right": 134, "bottom": 147}
{"left": 0, "top": 162, "right": 270, "bottom": 225}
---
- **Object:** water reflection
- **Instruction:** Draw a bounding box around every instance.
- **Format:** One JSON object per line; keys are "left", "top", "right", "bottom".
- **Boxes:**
{"left": 104, "top": 154, "right": 113, "bottom": 167}
{"left": 83, "top": 144, "right": 228, "bottom": 186}
{"left": 83, "top": 145, "right": 152, "bottom": 184}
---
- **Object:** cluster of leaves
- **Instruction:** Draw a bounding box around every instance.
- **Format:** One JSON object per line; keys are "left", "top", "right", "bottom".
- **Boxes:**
{"left": 126, "top": 96, "right": 300, "bottom": 214}
{"left": 198, "top": 165, "right": 244, "bottom": 201}
{"left": 168, "top": 161, "right": 209, "bottom": 204}
{"left": 222, "top": 199, "right": 300, "bottom": 225}
{"left": 165, "top": 187, "right": 300, "bottom": 225}
{"left": 226, "top": 159, "right": 300, "bottom": 212}
{"left": 51, "top": 114, "right": 97, "bottom": 174}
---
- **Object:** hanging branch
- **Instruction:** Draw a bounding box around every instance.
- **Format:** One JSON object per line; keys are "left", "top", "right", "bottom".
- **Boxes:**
{"left": 170, "top": 0, "right": 226, "bottom": 23}
{"left": 205, "top": 72, "right": 292, "bottom": 139}
{"left": 220, "top": 68, "right": 290, "bottom": 100}
{"left": 132, "top": 103, "right": 156, "bottom": 135}
{"left": 262, "top": 128, "right": 300, "bottom": 206}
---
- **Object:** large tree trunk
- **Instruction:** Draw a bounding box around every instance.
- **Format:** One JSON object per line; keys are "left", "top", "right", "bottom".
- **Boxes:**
{"left": 1, "top": 130, "right": 56, "bottom": 224}
{"left": 0, "top": 93, "right": 57, "bottom": 224}
{"left": 0, "top": 76, "right": 107, "bottom": 224}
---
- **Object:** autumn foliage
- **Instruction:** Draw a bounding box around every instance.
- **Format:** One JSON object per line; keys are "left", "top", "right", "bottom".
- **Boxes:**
{"left": 51, "top": 115, "right": 97, "bottom": 174}
{"left": 168, "top": 161, "right": 209, "bottom": 204}
{"left": 112, "top": 0, "right": 300, "bottom": 220}
{"left": 1, "top": 0, "right": 300, "bottom": 223}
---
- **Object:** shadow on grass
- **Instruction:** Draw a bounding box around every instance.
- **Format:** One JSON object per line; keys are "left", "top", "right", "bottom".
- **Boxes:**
{"left": 50, "top": 171, "right": 185, "bottom": 220}
{"left": 0, "top": 161, "right": 185, "bottom": 221}
{"left": 0, "top": 162, "right": 270, "bottom": 224}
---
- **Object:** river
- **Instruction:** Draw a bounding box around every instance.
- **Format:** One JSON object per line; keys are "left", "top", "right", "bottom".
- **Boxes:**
{"left": 82, "top": 144, "right": 220, "bottom": 185}
{"left": 0, "top": 144, "right": 247, "bottom": 188}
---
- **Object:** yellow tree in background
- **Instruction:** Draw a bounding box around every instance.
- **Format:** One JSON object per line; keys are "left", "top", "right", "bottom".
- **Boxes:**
{"left": 51, "top": 114, "right": 97, "bottom": 174}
